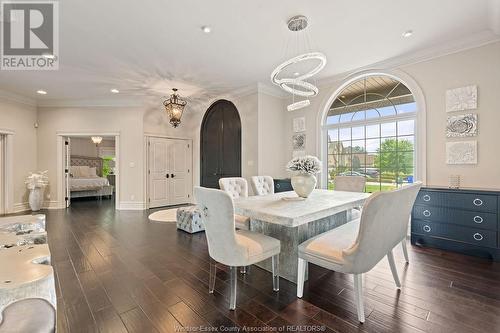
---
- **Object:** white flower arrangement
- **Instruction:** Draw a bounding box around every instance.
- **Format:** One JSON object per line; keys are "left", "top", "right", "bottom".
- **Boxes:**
{"left": 286, "top": 155, "right": 322, "bottom": 175}
{"left": 25, "top": 170, "right": 49, "bottom": 190}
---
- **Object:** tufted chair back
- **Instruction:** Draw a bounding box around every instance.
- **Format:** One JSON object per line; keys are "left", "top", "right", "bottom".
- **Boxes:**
{"left": 219, "top": 178, "right": 248, "bottom": 199}
{"left": 193, "top": 186, "right": 247, "bottom": 266}
{"left": 250, "top": 176, "right": 274, "bottom": 196}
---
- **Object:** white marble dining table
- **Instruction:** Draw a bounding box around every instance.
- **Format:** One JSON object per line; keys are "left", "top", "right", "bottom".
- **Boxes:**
{"left": 234, "top": 189, "right": 371, "bottom": 283}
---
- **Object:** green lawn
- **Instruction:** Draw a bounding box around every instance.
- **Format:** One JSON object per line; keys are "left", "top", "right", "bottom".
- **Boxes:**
{"left": 328, "top": 182, "right": 396, "bottom": 193}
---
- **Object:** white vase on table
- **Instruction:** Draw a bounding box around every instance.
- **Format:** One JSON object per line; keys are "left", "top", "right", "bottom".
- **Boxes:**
{"left": 29, "top": 187, "right": 43, "bottom": 211}
{"left": 291, "top": 173, "right": 317, "bottom": 198}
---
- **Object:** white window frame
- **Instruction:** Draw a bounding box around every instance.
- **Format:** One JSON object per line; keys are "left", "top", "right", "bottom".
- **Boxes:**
{"left": 317, "top": 70, "right": 427, "bottom": 189}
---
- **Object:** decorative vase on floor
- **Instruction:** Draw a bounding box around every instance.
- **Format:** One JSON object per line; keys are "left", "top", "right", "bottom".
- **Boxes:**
{"left": 291, "top": 173, "right": 317, "bottom": 198}
{"left": 29, "top": 188, "right": 43, "bottom": 211}
{"left": 25, "top": 170, "right": 49, "bottom": 212}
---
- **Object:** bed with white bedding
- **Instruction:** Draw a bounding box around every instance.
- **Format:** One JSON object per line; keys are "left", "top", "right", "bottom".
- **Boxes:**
{"left": 70, "top": 156, "right": 113, "bottom": 198}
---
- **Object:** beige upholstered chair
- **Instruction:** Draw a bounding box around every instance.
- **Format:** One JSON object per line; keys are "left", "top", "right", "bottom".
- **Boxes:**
{"left": 194, "top": 187, "right": 281, "bottom": 310}
{"left": 219, "top": 177, "right": 251, "bottom": 230}
{"left": 334, "top": 175, "right": 411, "bottom": 263}
{"left": 334, "top": 175, "right": 366, "bottom": 193}
{"left": 250, "top": 176, "right": 275, "bottom": 196}
{"left": 297, "top": 183, "right": 421, "bottom": 322}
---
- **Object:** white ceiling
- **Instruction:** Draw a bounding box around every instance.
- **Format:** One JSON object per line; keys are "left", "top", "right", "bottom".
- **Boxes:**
{"left": 1, "top": 0, "right": 499, "bottom": 105}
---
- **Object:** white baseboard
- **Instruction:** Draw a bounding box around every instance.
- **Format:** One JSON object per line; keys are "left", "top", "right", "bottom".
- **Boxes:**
{"left": 118, "top": 201, "right": 146, "bottom": 210}
{"left": 43, "top": 200, "right": 65, "bottom": 210}
{"left": 13, "top": 202, "right": 30, "bottom": 213}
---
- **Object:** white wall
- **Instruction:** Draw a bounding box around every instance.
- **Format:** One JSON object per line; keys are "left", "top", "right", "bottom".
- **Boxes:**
{"left": 257, "top": 90, "right": 288, "bottom": 178}
{"left": 70, "top": 137, "right": 114, "bottom": 157}
{"left": 284, "top": 41, "right": 500, "bottom": 189}
{"left": 36, "top": 106, "right": 144, "bottom": 209}
{"left": 0, "top": 97, "right": 38, "bottom": 212}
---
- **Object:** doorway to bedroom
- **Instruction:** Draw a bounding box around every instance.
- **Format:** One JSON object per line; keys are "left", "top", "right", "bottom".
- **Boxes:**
{"left": 62, "top": 135, "right": 118, "bottom": 208}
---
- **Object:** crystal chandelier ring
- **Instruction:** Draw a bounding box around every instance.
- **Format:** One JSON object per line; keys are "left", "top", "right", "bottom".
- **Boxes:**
{"left": 271, "top": 52, "right": 327, "bottom": 97}
{"left": 278, "top": 78, "right": 319, "bottom": 97}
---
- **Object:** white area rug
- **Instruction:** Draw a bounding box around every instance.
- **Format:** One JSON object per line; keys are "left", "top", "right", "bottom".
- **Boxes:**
{"left": 148, "top": 208, "right": 178, "bottom": 223}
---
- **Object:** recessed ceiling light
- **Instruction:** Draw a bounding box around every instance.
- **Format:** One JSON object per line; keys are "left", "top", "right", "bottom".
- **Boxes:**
{"left": 42, "top": 53, "right": 55, "bottom": 59}
{"left": 110, "top": 88, "right": 119, "bottom": 94}
{"left": 201, "top": 26, "right": 211, "bottom": 33}
{"left": 37, "top": 90, "right": 47, "bottom": 95}
{"left": 402, "top": 30, "right": 413, "bottom": 38}
{"left": 293, "top": 72, "right": 300, "bottom": 76}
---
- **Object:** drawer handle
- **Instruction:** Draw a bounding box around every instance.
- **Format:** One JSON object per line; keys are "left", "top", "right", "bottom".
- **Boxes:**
{"left": 423, "top": 225, "right": 431, "bottom": 233}
{"left": 473, "top": 198, "right": 483, "bottom": 206}
{"left": 473, "top": 216, "right": 483, "bottom": 224}
{"left": 423, "top": 210, "right": 431, "bottom": 217}
{"left": 473, "top": 233, "right": 483, "bottom": 241}
{"left": 422, "top": 194, "right": 431, "bottom": 202}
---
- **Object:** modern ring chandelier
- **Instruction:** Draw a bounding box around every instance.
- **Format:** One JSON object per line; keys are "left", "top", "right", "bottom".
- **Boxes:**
{"left": 270, "top": 15, "right": 327, "bottom": 111}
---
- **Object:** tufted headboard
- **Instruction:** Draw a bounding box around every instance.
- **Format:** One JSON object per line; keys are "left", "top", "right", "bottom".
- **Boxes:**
{"left": 70, "top": 155, "right": 103, "bottom": 177}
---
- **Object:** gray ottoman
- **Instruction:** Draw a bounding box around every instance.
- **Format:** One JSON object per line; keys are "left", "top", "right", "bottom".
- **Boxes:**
{"left": 176, "top": 206, "right": 204, "bottom": 233}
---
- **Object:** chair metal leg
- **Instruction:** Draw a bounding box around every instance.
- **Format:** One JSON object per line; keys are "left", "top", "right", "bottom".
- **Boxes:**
{"left": 297, "top": 258, "right": 306, "bottom": 298}
{"left": 229, "top": 266, "right": 237, "bottom": 310}
{"left": 240, "top": 266, "right": 247, "bottom": 274}
{"left": 353, "top": 274, "right": 365, "bottom": 323}
{"left": 272, "top": 254, "right": 279, "bottom": 291}
{"left": 209, "top": 260, "right": 216, "bottom": 293}
{"left": 401, "top": 240, "right": 409, "bottom": 263}
{"left": 387, "top": 250, "right": 401, "bottom": 288}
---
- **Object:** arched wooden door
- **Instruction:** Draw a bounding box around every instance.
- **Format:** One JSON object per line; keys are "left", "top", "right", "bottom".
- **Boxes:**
{"left": 200, "top": 100, "right": 241, "bottom": 188}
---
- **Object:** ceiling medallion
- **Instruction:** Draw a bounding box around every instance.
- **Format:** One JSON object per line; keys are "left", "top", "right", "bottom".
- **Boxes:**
{"left": 163, "top": 88, "right": 187, "bottom": 128}
{"left": 271, "top": 15, "right": 327, "bottom": 111}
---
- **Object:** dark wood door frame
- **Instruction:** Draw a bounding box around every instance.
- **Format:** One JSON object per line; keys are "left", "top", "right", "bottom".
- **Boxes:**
{"left": 200, "top": 99, "right": 242, "bottom": 188}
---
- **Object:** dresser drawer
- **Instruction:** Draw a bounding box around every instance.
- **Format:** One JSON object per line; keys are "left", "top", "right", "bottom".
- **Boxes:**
{"left": 413, "top": 205, "right": 497, "bottom": 231}
{"left": 416, "top": 191, "right": 497, "bottom": 212}
{"left": 412, "top": 220, "right": 497, "bottom": 248}
{"left": 274, "top": 179, "right": 293, "bottom": 193}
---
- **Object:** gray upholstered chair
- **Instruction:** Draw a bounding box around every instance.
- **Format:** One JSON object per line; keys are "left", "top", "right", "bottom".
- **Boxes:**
{"left": 297, "top": 183, "right": 421, "bottom": 322}
{"left": 334, "top": 175, "right": 366, "bottom": 193}
{"left": 219, "top": 177, "right": 251, "bottom": 230}
{"left": 250, "top": 176, "right": 275, "bottom": 196}
{"left": 194, "top": 186, "right": 281, "bottom": 310}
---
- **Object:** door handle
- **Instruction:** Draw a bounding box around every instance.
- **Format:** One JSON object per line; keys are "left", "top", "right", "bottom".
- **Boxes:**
{"left": 171, "top": 174, "right": 175, "bottom": 178}
{"left": 166, "top": 174, "right": 170, "bottom": 178}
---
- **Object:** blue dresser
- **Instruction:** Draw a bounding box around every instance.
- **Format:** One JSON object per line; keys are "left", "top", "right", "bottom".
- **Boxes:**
{"left": 411, "top": 186, "right": 500, "bottom": 261}
{"left": 273, "top": 178, "right": 293, "bottom": 193}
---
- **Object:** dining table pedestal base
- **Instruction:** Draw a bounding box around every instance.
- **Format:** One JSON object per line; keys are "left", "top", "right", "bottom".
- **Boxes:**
{"left": 249, "top": 210, "right": 348, "bottom": 283}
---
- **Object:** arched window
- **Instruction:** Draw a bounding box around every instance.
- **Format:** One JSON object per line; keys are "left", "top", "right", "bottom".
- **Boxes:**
{"left": 324, "top": 75, "right": 418, "bottom": 192}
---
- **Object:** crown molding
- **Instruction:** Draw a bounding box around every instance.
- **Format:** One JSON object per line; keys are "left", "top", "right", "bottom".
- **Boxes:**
{"left": 317, "top": 30, "right": 500, "bottom": 88}
{"left": 0, "top": 89, "right": 37, "bottom": 107}
{"left": 37, "top": 97, "right": 146, "bottom": 108}
{"left": 257, "top": 82, "right": 288, "bottom": 99}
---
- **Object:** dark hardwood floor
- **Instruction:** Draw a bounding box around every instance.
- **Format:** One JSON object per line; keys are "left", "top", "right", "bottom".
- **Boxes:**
{"left": 45, "top": 199, "right": 500, "bottom": 333}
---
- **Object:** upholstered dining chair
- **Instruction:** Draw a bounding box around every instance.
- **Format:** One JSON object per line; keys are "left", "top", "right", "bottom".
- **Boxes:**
{"left": 194, "top": 186, "right": 281, "bottom": 310}
{"left": 335, "top": 175, "right": 410, "bottom": 263}
{"left": 250, "top": 176, "right": 275, "bottom": 196}
{"left": 219, "top": 177, "right": 251, "bottom": 230}
{"left": 334, "top": 175, "right": 366, "bottom": 193}
{"left": 297, "top": 183, "right": 421, "bottom": 323}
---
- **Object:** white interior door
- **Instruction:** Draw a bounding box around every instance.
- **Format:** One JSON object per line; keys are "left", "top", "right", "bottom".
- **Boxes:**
{"left": 148, "top": 137, "right": 192, "bottom": 208}
{"left": 168, "top": 139, "right": 192, "bottom": 205}
{"left": 149, "top": 137, "right": 170, "bottom": 208}
{"left": 64, "top": 137, "right": 71, "bottom": 208}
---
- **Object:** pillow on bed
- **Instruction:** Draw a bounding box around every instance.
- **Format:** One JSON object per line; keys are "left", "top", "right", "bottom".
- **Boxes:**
{"left": 88, "top": 167, "right": 98, "bottom": 178}
{"left": 71, "top": 166, "right": 90, "bottom": 178}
